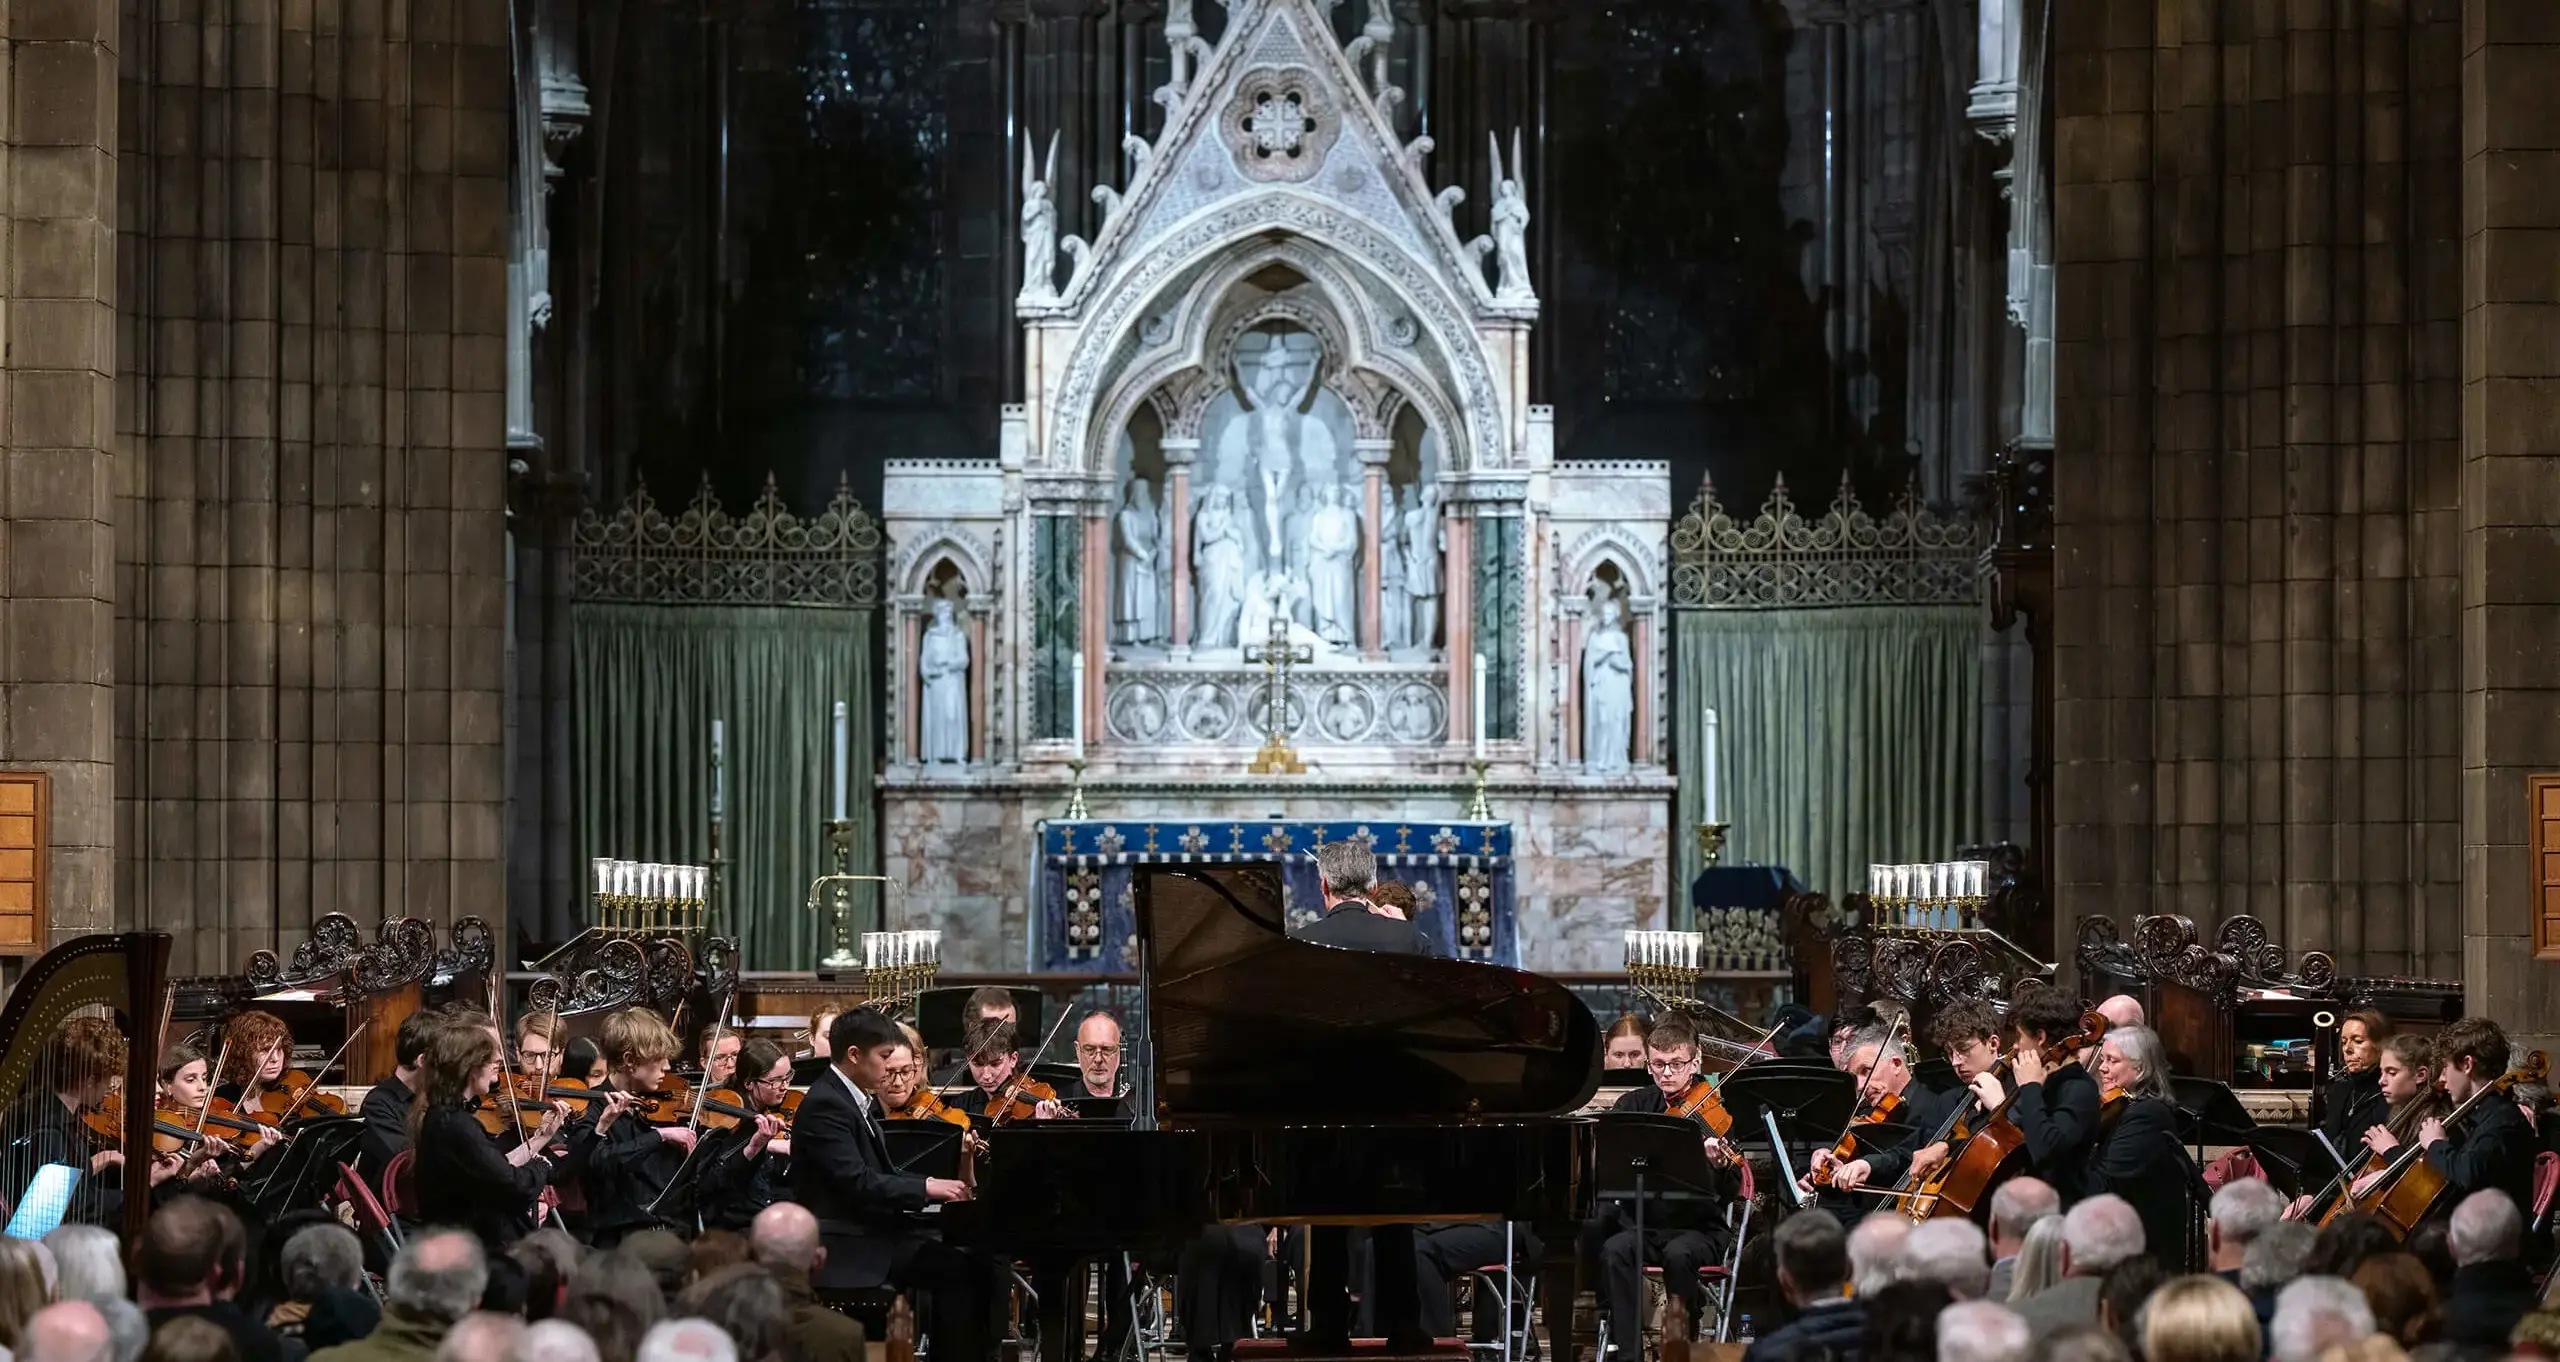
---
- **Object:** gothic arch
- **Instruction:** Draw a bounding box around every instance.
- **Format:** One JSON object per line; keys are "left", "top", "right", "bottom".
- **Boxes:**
{"left": 1564, "top": 523, "right": 1665, "bottom": 605}
{"left": 893, "top": 527, "right": 996, "bottom": 600}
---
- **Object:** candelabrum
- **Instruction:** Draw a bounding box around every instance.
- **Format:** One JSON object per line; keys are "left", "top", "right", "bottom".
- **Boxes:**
{"left": 858, "top": 928, "right": 941, "bottom": 1016}
{"left": 589, "top": 859, "right": 711, "bottom": 937}
{"left": 815, "top": 820, "right": 859, "bottom": 969}
{"left": 1866, "top": 859, "right": 1993, "bottom": 933}
{"left": 1464, "top": 759, "right": 1494, "bottom": 820}
{"left": 1623, "top": 929, "right": 1708, "bottom": 1010}
{"left": 1064, "top": 758, "right": 1091, "bottom": 819}
{"left": 1696, "top": 821, "right": 1729, "bottom": 868}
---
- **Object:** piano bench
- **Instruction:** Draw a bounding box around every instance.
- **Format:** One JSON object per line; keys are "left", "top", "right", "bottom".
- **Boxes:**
{"left": 813, "top": 1286, "right": 906, "bottom": 1339}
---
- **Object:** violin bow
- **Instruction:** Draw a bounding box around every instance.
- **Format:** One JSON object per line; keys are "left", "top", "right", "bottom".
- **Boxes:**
{"left": 194, "top": 1037, "right": 233, "bottom": 1138}
{"left": 932, "top": 1004, "right": 1076, "bottom": 1100}
{"left": 485, "top": 973, "right": 528, "bottom": 1137}
{"left": 687, "top": 979, "right": 740, "bottom": 1132}
{"left": 1806, "top": 1012, "right": 1906, "bottom": 1191}
{"left": 277, "top": 1020, "right": 370, "bottom": 1126}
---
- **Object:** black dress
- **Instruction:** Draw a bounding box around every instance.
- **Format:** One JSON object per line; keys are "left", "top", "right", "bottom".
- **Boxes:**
{"left": 2318, "top": 1068, "right": 2389, "bottom": 1152}
{"left": 2081, "top": 1093, "right": 2204, "bottom": 1269}
{"left": 412, "top": 1100, "right": 572, "bottom": 1251}
{"left": 2009, "top": 1061, "right": 2104, "bottom": 1201}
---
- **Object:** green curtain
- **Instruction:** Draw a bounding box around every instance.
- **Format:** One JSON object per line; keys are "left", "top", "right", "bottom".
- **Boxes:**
{"left": 573, "top": 602, "right": 877, "bottom": 970}
{"left": 1673, "top": 605, "right": 1981, "bottom": 908}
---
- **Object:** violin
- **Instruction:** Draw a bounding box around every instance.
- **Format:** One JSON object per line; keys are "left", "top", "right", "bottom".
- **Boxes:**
{"left": 1665, "top": 1075, "right": 1736, "bottom": 1138}
{"left": 473, "top": 1078, "right": 602, "bottom": 1138}
{"left": 631, "top": 1075, "right": 701, "bottom": 1126}
{"left": 892, "top": 1088, "right": 973, "bottom": 1131}
{"left": 242, "top": 1069, "right": 348, "bottom": 1127}
{"left": 691, "top": 1088, "right": 802, "bottom": 1132}
{"left": 81, "top": 1096, "right": 222, "bottom": 1155}
{"left": 1808, "top": 1091, "right": 1906, "bottom": 1189}
{"left": 983, "top": 1071, "right": 1061, "bottom": 1126}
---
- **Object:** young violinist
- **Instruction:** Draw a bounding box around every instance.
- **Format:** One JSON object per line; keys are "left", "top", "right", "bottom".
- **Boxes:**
{"left": 156, "top": 1044, "right": 274, "bottom": 1179}
{"left": 357, "top": 1011, "right": 441, "bottom": 1183}
{"left": 703, "top": 1032, "right": 743, "bottom": 1090}
{"left": 411, "top": 1014, "right": 574, "bottom": 1252}
{"left": 1591, "top": 1014, "right": 1735, "bottom": 1357}
{"left": 212, "top": 1010, "right": 294, "bottom": 1111}
{"left": 1603, "top": 1015, "right": 1651, "bottom": 1073}
{"left": 2413, "top": 1017, "right": 2538, "bottom": 1212}
{"left": 564, "top": 1007, "right": 693, "bottom": 1246}
{"left": 694, "top": 1038, "right": 796, "bottom": 1232}
{"left": 947, "top": 1019, "right": 1068, "bottom": 1121}
{"left": 2082, "top": 1024, "right": 2203, "bottom": 1267}
{"left": 1999, "top": 990, "right": 2105, "bottom": 1201}
{"left": 804, "top": 1006, "right": 845, "bottom": 1061}
{"left": 2289, "top": 1032, "right": 2446, "bottom": 1219}
{"left": 2318, "top": 1010, "right": 2394, "bottom": 1153}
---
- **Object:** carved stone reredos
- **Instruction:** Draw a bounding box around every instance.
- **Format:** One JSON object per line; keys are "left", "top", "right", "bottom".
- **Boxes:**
{"left": 1025, "top": 0, "right": 1535, "bottom": 480}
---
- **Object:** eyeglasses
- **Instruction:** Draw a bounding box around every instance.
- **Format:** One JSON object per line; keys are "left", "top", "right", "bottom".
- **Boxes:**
{"left": 1646, "top": 1056, "right": 1696, "bottom": 1074}
{"left": 751, "top": 1071, "right": 791, "bottom": 1088}
{"left": 1076, "top": 1044, "right": 1121, "bottom": 1057}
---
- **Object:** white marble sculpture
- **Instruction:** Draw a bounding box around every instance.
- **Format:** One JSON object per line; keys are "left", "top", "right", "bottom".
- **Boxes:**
{"left": 1239, "top": 570, "right": 1328, "bottom": 661}
{"left": 1489, "top": 131, "right": 1533, "bottom": 303}
{"left": 1192, "top": 484, "right": 1247, "bottom": 649}
{"left": 919, "top": 598, "right": 971, "bottom": 764}
{"left": 1220, "top": 331, "right": 1336, "bottom": 569}
{"left": 1306, "top": 484, "right": 1360, "bottom": 647}
{"left": 1153, "top": 485, "right": 1174, "bottom": 646}
{"left": 1404, "top": 483, "right": 1442, "bottom": 650}
{"left": 1378, "top": 493, "right": 1409, "bottom": 651}
{"left": 1114, "top": 480, "right": 1164, "bottom": 646}
{"left": 1019, "top": 132, "right": 1060, "bottom": 306}
{"left": 1582, "top": 595, "right": 1633, "bottom": 773}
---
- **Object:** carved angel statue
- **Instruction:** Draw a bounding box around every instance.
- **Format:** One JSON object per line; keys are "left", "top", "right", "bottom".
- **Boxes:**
{"left": 1019, "top": 131, "right": 1061, "bottom": 306}
{"left": 1489, "top": 130, "right": 1533, "bottom": 302}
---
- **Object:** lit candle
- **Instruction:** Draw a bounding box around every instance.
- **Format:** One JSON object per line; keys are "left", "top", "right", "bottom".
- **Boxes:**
{"left": 1473, "top": 652, "right": 1488, "bottom": 758}
{"left": 593, "top": 858, "right": 613, "bottom": 898}
{"left": 1070, "top": 652, "right": 1086, "bottom": 761}
{"left": 1702, "top": 707, "right": 1722, "bottom": 824}
{"left": 711, "top": 719, "right": 725, "bottom": 820}
{"left": 832, "top": 701, "right": 850, "bottom": 821}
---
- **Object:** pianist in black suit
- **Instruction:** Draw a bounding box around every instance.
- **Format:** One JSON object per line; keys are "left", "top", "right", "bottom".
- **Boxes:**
{"left": 1590, "top": 1013, "right": 1736, "bottom": 1357}
{"left": 1294, "top": 841, "right": 1444, "bottom": 958}
{"left": 792, "top": 1007, "right": 1005, "bottom": 1362}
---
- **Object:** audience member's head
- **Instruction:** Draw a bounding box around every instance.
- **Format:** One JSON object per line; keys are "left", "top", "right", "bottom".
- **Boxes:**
{"left": 2305, "top": 1212, "right": 2398, "bottom": 1280}
{"left": 1937, "top": 1301, "right": 2031, "bottom": 1362}
{"left": 2206, "top": 1178, "right": 2287, "bottom": 1272}
{"left": 1772, "top": 1209, "right": 1850, "bottom": 1305}
{"left": 41, "top": 1226, "right": 121, "bottom": 1303}
{"left": 2033, "top": 1324, "right": 2132, "bottom": 1362}
{"left": 2347, "top": 1254, "right": 2438, "bottom": 1348}
{"left": 2061, "top": 1194, "right": 2144, "bottom": 1277}
{"left": 2268, "top": 1276, "right": 2376, "bottom": 1362}
{"left": 281, "top": 1224, "right": 365, "bottom": 1304}
{"left": 1989, "top": 1178, "right": 2059, "bottom": 1259}
{"left": 1903, "top": 1218, "right": 1990, "bottom": 1300}
{"left": 95, "top": 1302, "right": 144, "bottom": 1362}
{"left": 302, "top": 1291, "right": 382, "bottom": 1352}
{"left": 1859, "top": 1281, "right": 1952, "bottom": 1362}
{"left": 133, "top": 1197, "right": 246, "bottom": 1306}
{"left": 2097, "top": 1258, "right": 2163, "bottom": 1351}
{"left": 511, "top": 1230, "right": 586, "bottom": 1324}
{"left": 2140, "top": 1274, "right": 2260, "bottom": 1362}
{"left": 438, "top": 1313, "right": 529, "bottom": 1362}
{"left": 2447, "top": 1188, "right": 2523, "bottom": 1267}
{"left": 390, "top": 1232, "right": 491, "bottom": 1328}
{"left": 2400, "top": 1221, "right": 2453, "bottom": 1289}
{"left": 1849, "top": 1212, "right": 1912, "bottom": 1296}
{"left": 2010, "top": 1215, "right": 2066, "bottom": 1302}
{"left": 747, "top": 1204, "right": 822, "bottom": 1277}
{"left": 0, "top": 1239, "right": 50, "bottom": 1353}
{"left": 620, "top": 1231, "right": 692, "bottom": 1306}
{"left": 636, "top": 1320, "right": 737, "bottom": 1362}
{"left": 511, "top": 1320, "right": 604, "bottom": 1362}
{"left": 675, "top": 1267, "right": 785, "bottom": 1362}
{"left": 686, "top": 1233, "right": 749, "bottom": 1284}
{"left": 560, "top": 1250, "right": 667, "bottom": 1362}
{"left": 139, "top": 1318, "right": 237, "bottom": 1362}
{"left": 19, "top": 1302, "right": 108, "bottom": 1362}
{"left": 2242, "top": 1220, "right": 2316, "bottom": 1296}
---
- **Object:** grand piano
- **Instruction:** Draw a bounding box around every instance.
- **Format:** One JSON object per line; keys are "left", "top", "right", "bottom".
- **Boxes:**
{"left": 942, "top": 862, "right": 1603, "bottom": 1361}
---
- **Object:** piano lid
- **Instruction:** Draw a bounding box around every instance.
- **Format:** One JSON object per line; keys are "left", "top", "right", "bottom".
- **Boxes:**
{"left": 1135, "top": 862, "right": 1601, "bottom": 1123}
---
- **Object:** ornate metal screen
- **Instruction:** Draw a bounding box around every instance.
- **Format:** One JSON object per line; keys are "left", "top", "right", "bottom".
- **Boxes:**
{"left": 1670, "top": 474, "right": 1981, "bottom": 609}
{"left": 572, "top": 474, "right": 882, "bottom": 607}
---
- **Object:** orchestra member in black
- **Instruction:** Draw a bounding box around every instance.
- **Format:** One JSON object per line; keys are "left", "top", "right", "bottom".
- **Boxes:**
{"left": 1070, "top": 1011, "right": 1129, "bottom": 1115}
{"left": 1802, "top": 1023, "right": 1961, "bottom": 1199}
{"left": 1413, "top": 1223, "right": 1542, "bottom": 1344}
{"left": 358, "top": 1010, "right": 443, "bottom": 1183}
{"left": 948, "top": 1019, "right": 1069, "bottom": 1121}
{"left": 2318, "top": 1010, "right": 2393, "bottom": 1154}
{"left": 1592, "top": 1013, "right": 1735, "bottom": 1356}
{"left": 695, "top": 1039, "right": 796, "bottom": 1232}
{"left": 2083, "top": 1025, "right": 2203, "bottom": 1267}
{"left": 703, "top": 1031, "right": 742, "bottom": 1090}
{"left": 2413, "top": 1016, "right": 2537, "bottom": 1212}
{"left": 928, "top": 988, "right": 1022, "bottom": 1088}
{"left": 1840, "top": 1002, "right": 2004, "bottom": 1197}
{"left": 152, "top": 1047, "right": 247, "bottom": 1190}
{"left": 515, "top": 1011, "right": 566, "bottom": 1088}
{"left": 410, "top": 1014, "right": 575, "bottom": 1252}
{"left": 791, "top": 1008, "right": 1001, "bottom": 1362}
{"left": 2287, "top": 1032, "right": 2444, "bottom": 1218}
{"left": 567, "top": 1007, "right": 695, "bottom": 1245}
{"left": 212, "top": 1010, "right": 294, "bottom": 1109}
{"left": 1999, "top": 990, "right": 2103, "bottom": 1201}
{"left": 1, "top": 1017, "right": 167, "bottom": 1225}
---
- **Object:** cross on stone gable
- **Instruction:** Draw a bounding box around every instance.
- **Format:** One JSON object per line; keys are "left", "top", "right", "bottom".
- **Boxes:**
{"left": 1243, "top": 612, "right": 1312, "bottom": 775}
{"left": 1250, "top": 93, "right": 1310, "bottom": 155}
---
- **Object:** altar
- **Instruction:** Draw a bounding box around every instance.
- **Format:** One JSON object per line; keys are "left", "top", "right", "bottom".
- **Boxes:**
{"left": 875, "top": 0, "right": 1675, "bottom": 973}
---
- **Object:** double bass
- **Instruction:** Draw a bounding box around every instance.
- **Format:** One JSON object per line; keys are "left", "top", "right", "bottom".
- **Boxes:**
{"left": 1896, "top": 1010, "right": 2108, "bottom": 1222}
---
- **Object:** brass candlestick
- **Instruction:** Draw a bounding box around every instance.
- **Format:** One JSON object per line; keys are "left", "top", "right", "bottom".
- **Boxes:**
{"left": 1064, "top": 758, "right": 1091, "bottom": 819}
{"left": 1697, "top": 821, "right": 1729, "bottom": 868}
{"left": 819, "top": 819, "right": 857, "bottom": 970}
{"left": 1464, "top": 759, "right": 1494, "bottom": 820}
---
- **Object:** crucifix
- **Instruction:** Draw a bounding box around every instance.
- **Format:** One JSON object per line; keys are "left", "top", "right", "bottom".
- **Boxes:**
{"left": 1244, "top": 611, "right": 1311, "bottom": 775}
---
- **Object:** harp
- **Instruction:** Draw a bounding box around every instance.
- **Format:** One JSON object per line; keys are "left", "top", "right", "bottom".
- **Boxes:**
{"left": 0, "top": 933, "right": 171, "bottom": 1242}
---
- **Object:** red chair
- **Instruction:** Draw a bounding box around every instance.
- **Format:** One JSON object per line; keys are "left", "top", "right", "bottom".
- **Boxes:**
{"left": 378, "top": 1150, "right": 417, "bottom": 1223}
{"left": 2532, "top": 1150, "right": 2560, "bottom": 1231}
{"left": 334, "top": 1161, "right": 403, "bottom": 1258}
{"left": 1597, "top": 1155, "right": 1757, "bottom": 1357}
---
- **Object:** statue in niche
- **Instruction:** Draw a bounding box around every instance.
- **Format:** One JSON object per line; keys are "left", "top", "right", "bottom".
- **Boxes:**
{"left": 1239, "top": 571, "right": 1328, "bottom": 662}
{"left": 1582, "top": 595, "right": 1634, "bottom": 774}
{"left": 1488, "top": 131, "right": 1534, "bottom": 303}
{"left": 1019, "top": 133, "right": 1061, "bottom": 305}
{"left": 1219, "top": 331, "right": 1335, "bottom": 570}
{"left": 1192, "top": 484, "right": 1247, "bottom": 649}
{"left": 1114, "top": 480, "right": 1164, "bottom": 647}
{"left": 918, "top": 598, "right": 971, "bottom": 765}
{"left": 1306, "top": 484, "right": 1361, "bottom": 648}
{"left": 1378, "top": 491, "right": 1408, "bottom": 652}
{"left": 1404, "top": 484, "right": 1443, "bottom": 651}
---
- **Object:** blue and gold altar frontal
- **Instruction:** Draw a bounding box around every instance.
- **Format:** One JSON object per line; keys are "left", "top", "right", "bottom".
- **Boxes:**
{"left": 1037, "top": 818, "right": 1517, "bottom": 971}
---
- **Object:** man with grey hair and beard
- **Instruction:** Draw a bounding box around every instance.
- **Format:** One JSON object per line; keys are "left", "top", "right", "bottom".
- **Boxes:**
{"left": 2012, "top": 1194, "right": 2145, "bottom": 1341}
{"left": 312, "top": 1231, "right": 489, "bottom": 1362}
{"left": 2442, "top": 1188, "right": 2533, "bottom": 1353}
{"left": 1295, "top": 839, "right": 1440, "bottom": 956}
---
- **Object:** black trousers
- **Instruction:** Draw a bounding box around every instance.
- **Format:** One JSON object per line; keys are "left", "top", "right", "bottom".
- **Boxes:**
{"left": 1413, "top": 1223, "right": 1544, "bottom": 1340}
{"left": 1178, "top": 1225, "right": 1268, "bottom": 1355}
{"left": 1310, "top": 1224, "right": 1420, "bottom": 1343}
{"left": 887, "top": 1234, "right": 1008, "bottom": 1362}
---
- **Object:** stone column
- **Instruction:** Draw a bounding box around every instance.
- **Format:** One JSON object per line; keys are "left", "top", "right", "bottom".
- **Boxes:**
{"left": 900, "top": 611, "right": 923, "bottom": 762}
{"left": 1163, "top": 438, "right": 1198, "bottom": 658}
{"left": 1082, "top": 510, "right": 1110, "bottom": 748}
{"left": 1356, "top": 440, "right": 1391, "bottom": 659}
{"left": 1444, "top": 513, "right": 1474, "bottom": 754}
{"left": 2462, "top": 0, "right": 2560, "bottom": 1038}
{"left": 969, "top": 608, "right": 989, "bottom": 764}
{"left": 1632, "top": 611, "right": 1652, "bottom": 767}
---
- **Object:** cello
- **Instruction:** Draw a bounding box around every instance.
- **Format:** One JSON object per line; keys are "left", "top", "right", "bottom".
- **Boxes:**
{"left": 1895, "top": 1010, "right": 2108, "bottom": 1222}
{"left": 2316, "top": 1050, "right": 2548, "bottom": 1240}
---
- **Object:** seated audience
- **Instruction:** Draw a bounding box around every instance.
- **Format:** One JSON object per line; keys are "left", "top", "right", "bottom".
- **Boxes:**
{"left": 2268, "top": 1277, "right": 2376, "bottom": 1362}
{"left": 508, "top": 1234, "right": 584, "bottom": 1326}
{"left": 42, "top": 1226, "right": 123, "bottom": 1303}
{"left": 434, "top": 1316, "right": 524, "bottom": 1362}
{"left": 2440, "top": 1188, "right": 2534, "bottom": 1355}
{"left": 0, "top": 1239, "right": 50, "bottom": 1356}
{"left": 268, "top": 1227, "right": 367, "bottom": 1348}
{"left": 683, "top": 1235, "right": 747, "bottom": 1286}
{"left": 557, "top": 1252, "right": 664, "bottom": 1362}
{"left": 507, "top": 1323, "right": 600, "bottom": 1362}
{"left": 2015, "top": 1194, "right": 2145, "bottom": 1342}
{"left": 2140, "top": 1275, "right": 2261, "bottom": 1362}
{"left": 2009, "top": 1217, "right": 2065, "bottom": 1303}
{"left": 1741, "top": 1210, "right": 1859, "bottom": 1362}
{"left": 146, "top": 1318, "right": 244, "bottom": 1362}
{"left": 136, "top": 1198, "right": 290, "bottom": 1362}
{"left": 634, "top": 1322, "right": 732, "bottom": 1362}
{"left": 1937, "top": 1301, "right": 2031, "bottom": 1362}
{"left": 22, "top": 1301, "right": 109, "bottom": 1362}
{"left": 98, "top": 1302, "right": 147, "bottom": 1362}
{"left": 2305, "top": 1213, "right": 2398, "bottom": 1280}
{"left": 2095, "top": 1259, "right": 2161, "bottom": 1352}
{"left": 673, "top": 1268, "right": 782, "bottom": 1362}
{"left": 2207, "top": 1179, "right": 2287, "bottom": 1286}
{"left": 1849, "top": 1214, "right": 1912, "bottom": 1297}
{"left": 745, "top": 1205, "right": 863, "bottom": 1362}
{"left": 2034, "top": 1324, "right": 2132, "bottom": 1362}
{"left": 310, "top": 1232, "right": 489, "bottom": 1362}
{"left": 1988, "top": 1179, "right": 2059, "bottom": 1302}
{"left": 1904, "top": 1219, "right": 1991, "bottom": 1300}
{"left": 1858, "top": 1281, "right": 1950, "bottom": 1362}
{"left": 2348, "top": 1254, "right": 2438, "bottom": 1350}
{"left": 2242, "top": 1221, "right": 2315, "bottom": 1303}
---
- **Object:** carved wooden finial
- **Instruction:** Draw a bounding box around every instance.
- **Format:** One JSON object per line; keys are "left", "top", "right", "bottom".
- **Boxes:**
{"left": 886, "top": 1294, "right": 916, "bottom": 1362}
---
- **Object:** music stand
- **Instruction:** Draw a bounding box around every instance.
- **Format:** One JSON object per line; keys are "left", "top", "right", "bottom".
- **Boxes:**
{"left": 2170, "top": 1077, "right": 2259, "bottom": 1163}
{"left": 246, "top": 1116, "right": 363, "bottom": 1217}
{"left": 1716, "top": 1067, "right": 1855, "bottom": 1155}
{"left": 1911, "top": 1058, "right": 1961, "bottom": 1096}
{"left": 915, "top": 987, "right": 1045, "bottom": 1052}
{"left": 1594, "top": 1114, "right": 1726, "bottom": 1362}
{"left": 1600, "top": 1067, "right": 1649, "bottom": 1088}
{"left": 881, "top": 1121, "right": 967, "bottom": 1181}
{"left": 2242, "top": 1126, "right": 2340, "bottom": 1198}
{"left": 791, "top": 1054, "right": 834, "bottom": 1086}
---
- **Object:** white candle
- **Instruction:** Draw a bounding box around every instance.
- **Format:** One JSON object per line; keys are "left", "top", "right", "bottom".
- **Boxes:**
{"left": 1070, "top": 652, "right": 1087, "bottom": 760}
{"left": 832, "top": 701, "right": 850, "bottom": 820}
{"left": 710, "top": 719, "right": 725, "bottom": 819}
{"left": 1702, "top": 707, "right": 1722, "bottom": 824}
{"left": 1472, "top": 652, "right": 1488, "bottom": 757}
{"left": 593, "top": 858, "right": 613, "bottom": 898}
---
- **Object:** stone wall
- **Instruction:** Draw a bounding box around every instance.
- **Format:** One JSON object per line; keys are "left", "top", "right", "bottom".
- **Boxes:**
{"left": 2052, "top": 0, "right": 2468, "bottom": 979}
{"left": 107, "top": 0, "right": 514, "bottom": 971}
